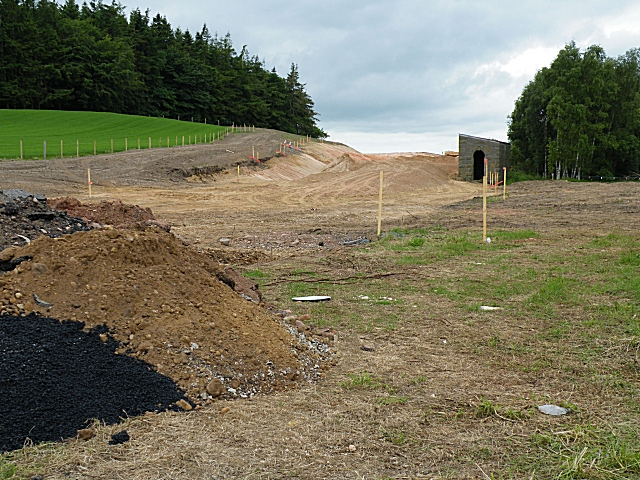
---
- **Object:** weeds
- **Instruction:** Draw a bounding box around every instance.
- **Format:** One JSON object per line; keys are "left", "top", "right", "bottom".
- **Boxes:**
{"left": 340, "top": 372, "right": 383, "bottom": 390}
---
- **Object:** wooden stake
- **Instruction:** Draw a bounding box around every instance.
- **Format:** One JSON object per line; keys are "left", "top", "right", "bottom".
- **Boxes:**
{"left": 167, "top": 136, "right": 170, "bottom": 147}
{"left": 76, "top": 140, "right": 79, "bottom": 158}
{"left": 503, "top": 167, "right": 507, "bottom": 200}
{"left": 377, "top": 170, "right": 384, "bottom": 236}
{"left": 60, "top": 139, "right": 63, "bottom": 158}
{"left": 252, "top": 146, "right": 255, "bottom": 158}
{"left": 94, "top": 140, "right": 96, "bottom": 155}
{"left": 88, "top": 168, "right": 92, "bottom": 197}
{"left": 483, "top": 158, "right": 487, "bottom": 242}
{"left": 125, "top": 138, "right": 128, "bottom": 152}
{"left": 182, "top": 136, "right": 185, "bottom": 146}
{"left": 111, "top": 138, "right": 113, "bottom": 153}
{"left": 148, "top": 137, "right": 151, "bottom": 149}
{"left": 237, "top": 165, "right": 240, "bottom": 183}
{"left": 20, "top": 140, "right": 23, "bottom": 160}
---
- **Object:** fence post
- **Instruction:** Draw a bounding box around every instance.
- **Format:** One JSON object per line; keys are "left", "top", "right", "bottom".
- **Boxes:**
{"left": 483, "top": 158, "right": 488, "bottom": 242}
{"left": 76, "top": 140, "right": 79, "bottom": 158}
{"left": 182, "top": 136, "right": 185, "bottom": 146}
{"left": 377, "top": 171, "right": 384, "bottom": 236}
{"left": 138, "top": 138, "right": 140, "bottom": 150}
{"left": 148, "top": 137, "right": 151, "bottom": 149}
{"left": 20, "top": 140, "right": 23, "bottom": 160}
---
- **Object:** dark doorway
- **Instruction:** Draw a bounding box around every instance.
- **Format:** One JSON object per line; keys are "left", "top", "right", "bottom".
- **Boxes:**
{"left": 473, "top": 150, "right": 485, "bottom": 180}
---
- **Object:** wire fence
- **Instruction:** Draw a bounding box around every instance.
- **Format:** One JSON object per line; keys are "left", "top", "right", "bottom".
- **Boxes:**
{"left": 0, "top": 127, "right": 246, "bottom": 160}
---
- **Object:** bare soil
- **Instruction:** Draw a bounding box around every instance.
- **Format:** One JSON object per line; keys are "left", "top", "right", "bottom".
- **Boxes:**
{"left": 1, "top": 133, "right": 639, "bottom": 479}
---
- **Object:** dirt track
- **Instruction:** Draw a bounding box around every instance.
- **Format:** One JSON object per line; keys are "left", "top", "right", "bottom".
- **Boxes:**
{"left": 3, "top": 133, "right": 640, "bottom": 478}
{"left": 0, "top": 130, "right": 480, "bottom": 253}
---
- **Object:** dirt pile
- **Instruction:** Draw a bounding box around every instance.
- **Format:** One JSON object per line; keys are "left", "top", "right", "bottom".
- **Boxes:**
{"left": 0, "top": 190, "right": 90, "bottom": 251}
{"left": 0, "top": 227, "right": 332, "bottom": 403}
{"left": 0, "top": 314, "right": 188, "bottom": 453}
{"left": 49, "top": 197, "right": 169, "bottom": 231}
{"left": 324, "top": 153, "right": 364, "bottom": 173}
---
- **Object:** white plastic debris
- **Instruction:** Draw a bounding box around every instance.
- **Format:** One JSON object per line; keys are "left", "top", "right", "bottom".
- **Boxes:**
{"left": 480, "top": 306, "right": 503, "bottom": 311}
{"left": 538, "top": 404, "right": 569, "bottom": 416}
{"left": 486, "top": 237, "right": 491, "bottom": 243}
{"left": 292, "top": 296, "right": 331, "bottom": 302}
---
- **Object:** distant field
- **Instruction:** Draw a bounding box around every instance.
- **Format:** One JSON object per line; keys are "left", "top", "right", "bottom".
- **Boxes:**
{"left": 0, "top": 110, "right": 230, "bottom": 159}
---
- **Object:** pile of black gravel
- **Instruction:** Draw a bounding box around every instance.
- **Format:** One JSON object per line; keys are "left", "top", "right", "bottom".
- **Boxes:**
{"left": 0, "top": 189, "right": 90, "bottom": 251}
{"left": 0, "top": 314, "right": 189, "bottom": 453}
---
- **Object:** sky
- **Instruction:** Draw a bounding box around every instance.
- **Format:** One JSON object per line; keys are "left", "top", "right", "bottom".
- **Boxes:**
{"left": 128, "top": 1, "right": 640, "bottom": 153}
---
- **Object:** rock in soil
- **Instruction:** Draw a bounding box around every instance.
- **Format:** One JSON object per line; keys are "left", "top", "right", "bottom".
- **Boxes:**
{"left": 108, "top": 430, "right": 130, "bottom": 445}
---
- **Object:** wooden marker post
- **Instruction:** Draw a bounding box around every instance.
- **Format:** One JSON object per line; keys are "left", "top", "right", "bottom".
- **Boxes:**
{"left": 60, "top": 140, "right": 63, "bottom": 158}
{"left": 237, "top": 165, "right": 240, "bottom": 183}
{"left": 20, "top": 140, "right": 23, "bottom": 160}
{"left": 503, "top": 167, "right": 507, "bottom": 200}
{"left": 377, "top": 170, "right": 384, "bottom": 237}
{"left": 167, "top": 136, "right": 170, "bottom": 147}
{"left": 138, "top": 138, "right": 140, "bottom": 150}
{"left": 94, "top": 140, "right": 96, "bottom": 156}
{"left": 182, "top": 136, "right": 185, "bottom": 146}
{"left": 111, "top": 138, "right": 114, "bottom": 153}
{"left": 76, "top": 140, "right": 79, "bottom": 158}
{"left": 148, "top": 137, "right": 151, "bottom": 149}
{"left": 252, "top": 146, "right": 255, "bottom": 158}
{"left": 483, "top": 158, "right": 487, "bottom": 242}
{"left": 44, "top": 141, "right": 47, "bottom": 160}
{"left": 125, "top": 138, "right": 128, "bottom": 152}
{"left": 88, "top": 169, "right": 92, "bottom": 197}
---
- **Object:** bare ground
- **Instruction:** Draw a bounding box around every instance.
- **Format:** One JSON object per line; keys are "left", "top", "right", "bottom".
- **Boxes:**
{"left": 2, "top": 133, "right": 640, "bottom": 479}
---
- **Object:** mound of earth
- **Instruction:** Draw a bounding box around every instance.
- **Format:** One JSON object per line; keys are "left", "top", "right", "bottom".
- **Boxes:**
{"left": 324, "top": 153, "right": 364, "bottom": 173}
{"left": 48, "top": 197, "right": 169, "bottom": 230}
{"left": 0, "top": 227, "right": 332, "bottom": 403}
{"left": 0, "top": 190, "right": 90, "bottom": 251}
{"left": 0, "top": 314, "right": 188, "bottom": 453}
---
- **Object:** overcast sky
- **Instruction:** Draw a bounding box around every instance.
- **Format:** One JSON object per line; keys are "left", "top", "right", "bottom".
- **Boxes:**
{"left": 130, "top": 1, "right": 640, "bottom": 153}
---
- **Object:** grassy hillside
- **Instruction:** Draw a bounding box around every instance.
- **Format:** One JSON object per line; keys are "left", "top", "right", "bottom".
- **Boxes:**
{"left": 0, "top": 110, "right": 231, "bottom": 159}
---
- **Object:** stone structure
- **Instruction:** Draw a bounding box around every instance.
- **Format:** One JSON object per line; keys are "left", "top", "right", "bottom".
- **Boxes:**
{"left": 458, "top": 134, "right": 510, "bottom": 181}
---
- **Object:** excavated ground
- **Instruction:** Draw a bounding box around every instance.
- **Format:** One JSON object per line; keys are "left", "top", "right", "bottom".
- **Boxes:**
{"left": 0, "top": 228, "right": 333, "bottom": 404}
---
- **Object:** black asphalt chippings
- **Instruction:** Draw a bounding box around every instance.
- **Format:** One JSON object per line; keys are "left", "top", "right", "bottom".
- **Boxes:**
{"left": 0, "top": 313, "right": 189, "bottom": 452}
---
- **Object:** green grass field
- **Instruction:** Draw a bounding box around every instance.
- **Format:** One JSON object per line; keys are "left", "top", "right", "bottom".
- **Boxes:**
{"left": 0, "top": 110, "right": 231, "bottom": 159}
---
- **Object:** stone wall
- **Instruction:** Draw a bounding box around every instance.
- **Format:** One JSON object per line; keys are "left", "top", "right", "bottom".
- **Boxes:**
{"left": 458, "top": 134, "right": 510, "bottom": 181}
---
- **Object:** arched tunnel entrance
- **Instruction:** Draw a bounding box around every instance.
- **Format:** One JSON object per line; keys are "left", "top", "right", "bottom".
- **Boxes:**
{"left": 473, "top": 150, "right": 485, "bottom": 180}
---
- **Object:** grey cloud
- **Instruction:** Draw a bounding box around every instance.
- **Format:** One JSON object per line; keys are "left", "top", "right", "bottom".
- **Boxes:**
{"left": 132, "top": 1, "right": 640, "bottom": 151}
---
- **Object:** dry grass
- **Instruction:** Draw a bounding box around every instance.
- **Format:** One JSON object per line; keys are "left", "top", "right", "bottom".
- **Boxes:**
{"left": 3, "top": 181, "right": 640, "bottom": 479}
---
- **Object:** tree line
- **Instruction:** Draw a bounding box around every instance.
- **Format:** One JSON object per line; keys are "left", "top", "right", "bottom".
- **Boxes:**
{"left": 0, "top": 0, "right": 326, "bottom": 137}
{"left": 508, "top": 42, "right": 640, "bottom": 178}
